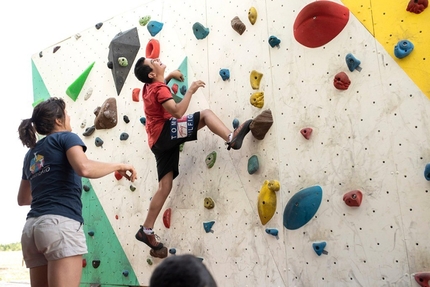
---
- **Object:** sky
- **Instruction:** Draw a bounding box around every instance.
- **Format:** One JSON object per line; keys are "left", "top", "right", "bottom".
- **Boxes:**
{"left": 0, "top": 0, "right": 144, "bottom": 244}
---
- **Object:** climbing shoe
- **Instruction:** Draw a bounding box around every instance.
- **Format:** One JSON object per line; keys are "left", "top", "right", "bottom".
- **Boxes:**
{"left": 226, "top": 119, "right": 252, "bottom": 150}
{"left": 150, "top": 247, "right": 168, "bottom": 259}
{"left": 135, "top": 226, "right": 164, "bottom": 250}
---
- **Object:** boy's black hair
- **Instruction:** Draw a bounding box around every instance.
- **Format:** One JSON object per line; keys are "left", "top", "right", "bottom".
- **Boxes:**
{"left": 149, "top": 254, "right": 217, "bottom": 287}
{"left": 134, "top": 57, "right": 153, "bottom": 84}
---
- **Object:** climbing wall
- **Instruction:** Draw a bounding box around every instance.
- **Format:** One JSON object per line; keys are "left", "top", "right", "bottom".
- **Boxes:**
{"left": 30, "top": 0, "right": 430, "bottom": 286}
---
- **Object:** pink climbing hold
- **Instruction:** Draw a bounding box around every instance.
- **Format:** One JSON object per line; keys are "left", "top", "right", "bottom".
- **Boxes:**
{"left": 171, "top": 83, "right": 179, "bottom": 94}
{"left": 333, "top": 72, "right": 351, "bottom": 90}
{"left": 293, "top": 1, "right": 350, "bottom": 48}
{"left": 343, "top": 190, "right": 362, "bottom": 207}
{"left": 406, "top": 0, "right": 428, "bottom": 14}
{"left": 413, "top": 272, "right": 430, "bottom": 287}
{"left": 300, "top": 128, "right": 313, "bottom": 140}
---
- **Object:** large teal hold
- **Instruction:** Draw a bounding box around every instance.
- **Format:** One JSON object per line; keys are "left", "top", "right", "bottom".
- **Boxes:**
{"left": 147, "top": 20, "right": 163, "bottom": 36}
{"left": 283, "top": 185, "right": 323, "bottom": 230}
{"left": 192, "top": 22, "right": 209, "bottom": 40}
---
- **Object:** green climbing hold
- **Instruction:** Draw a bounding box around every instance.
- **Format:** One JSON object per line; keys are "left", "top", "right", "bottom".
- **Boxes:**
{"left": 248, "top": 155, "right": 259, "bottom": 174}
{"left": 118, "top": 57, "right": 128, "bottom": 67}
{"left": 139, "top": 16, "right": 151, "bottom": 26}
{"left": 179, "top": 143, "right": 185, "bottom": 152}
{"left": 205, "top": 151, "right": 217, "bottom": 168}
{"left": 147, "top": 258, "right": 153, "bottom": 265}
{"left": 66, "top": 62, "right": 95, "bottom": 101}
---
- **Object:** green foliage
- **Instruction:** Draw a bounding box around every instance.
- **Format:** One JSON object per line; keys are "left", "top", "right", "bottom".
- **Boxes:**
{"left": 0, "top": 242, "right": 22, "bottom": 251}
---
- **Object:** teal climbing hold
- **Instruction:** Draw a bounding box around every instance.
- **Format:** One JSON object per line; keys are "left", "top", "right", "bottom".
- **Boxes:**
{"left": 312, "top": 241, "right": 327, "bottom": 256}
{"left": 31, "top": 60, "right": 50, "bottom": 107}
{"left": 283, "top": 185, "right": 323, "bottom": 230}
{"left": 192, "top": 22, "right": 209, "bottom": 40}
{"left": 203, "top": 221, "right": 215, "bottom": 233}
{"left": 248, "top": 155, "right": 259, "bottom": 174}
{"left": 147, "top": 20, "right": 163, "bottom": 36}
{"left": 232, "top": 118, "right": 240, "bottom": 129}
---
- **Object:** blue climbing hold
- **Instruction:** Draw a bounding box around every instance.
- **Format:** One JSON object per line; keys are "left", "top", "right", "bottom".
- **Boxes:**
{"left": 147, "top": 20, "right": 163, "bottom": 36}
{"left": 268, "top": 35, "right": 281, "bottom": 48}
{"left": 122, "top": 270, "right": 129, "bottom": 277}
{"left": 248, "top": 155, "right": 259, "bottom": 175}
{"left": 88, "top": 230, "right": 95, "bottom": 237}
{"left": 120, "top": 132, "right": 129, "bottom": 141}
{"left": 219, "top": 69, "right": 230, "bottom": 81}
{"left": 424, "top": 163, "right": 430, "bottom": 180}
{"left": 283, "top": 185, "right": 323, "bottom": 230}
{"left": 203, "top": 220, "right": 215, "bottom": 233}
{"left": 232, "top": 118, "right": 240, "bottom": 129}
{"left": 192, "top": 22, "right": 210, "bottom": 40}
{"left": 265, "top": 228, "right": 278, "bottom": 236}
{"left": 140, "top": 117, "right": 146, "bottom": 125}
{"left": 345, "top": 53, "right": 361, "bottom": 72}
{"left": 180, "top": 85, "right": 187, "bottom": 96}
{"left": 169, "top": 248, "right": 177, "bottom": 255}
{"left": 312, "top": 241, "right": 327, "bottom": 256}
{"left": 394, "top": 40, "right": 414, "bottom": 59}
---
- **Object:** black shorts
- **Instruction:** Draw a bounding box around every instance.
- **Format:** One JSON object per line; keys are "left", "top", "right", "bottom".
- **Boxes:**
{"left": 151, "top": 112, "right": 200, "bottom": 181}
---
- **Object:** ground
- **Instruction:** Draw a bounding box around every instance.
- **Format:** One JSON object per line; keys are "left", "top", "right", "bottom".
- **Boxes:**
{"left": 0, "top": 251, "right": 29, "bottom": 285}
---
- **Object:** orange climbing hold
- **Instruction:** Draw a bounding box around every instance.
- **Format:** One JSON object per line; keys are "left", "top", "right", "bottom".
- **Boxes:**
{"left": 293, "top": 1, "right": 349, "bottom": 48}
{"left": 163, "top": 208, "right": 171, "bottom": 228}
{"left": 343, "top": 190, "right": 363, "bottom": 207}
{"left": 146, "top": 39, "right": 160, "bottom": 59}
{"left": 132, "top": 88, "right": 140, "bottom": 102}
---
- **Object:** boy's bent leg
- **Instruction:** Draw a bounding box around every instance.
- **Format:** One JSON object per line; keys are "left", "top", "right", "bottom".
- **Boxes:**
{"left": 198, "top": 109, "right": 231, "bottom": 142}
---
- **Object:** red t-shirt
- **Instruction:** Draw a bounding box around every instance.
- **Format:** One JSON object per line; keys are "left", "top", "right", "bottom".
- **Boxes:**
{"left": 142, "top": 82, "right": 173, "bottom": 148}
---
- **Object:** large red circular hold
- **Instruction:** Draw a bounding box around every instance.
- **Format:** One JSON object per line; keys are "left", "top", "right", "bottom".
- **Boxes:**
{"left": 293, "top": 1, "right": 349, "bottom": 48}
{"left": 145, "top": 39, "right": 160, "bottom": 58}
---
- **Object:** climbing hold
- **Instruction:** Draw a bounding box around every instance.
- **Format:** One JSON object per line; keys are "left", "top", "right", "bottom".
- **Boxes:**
{"left": 179, "top": 143, "right": 184, "bottom": 152}
{"left": 114, "top": 171, "right": 123, "bottom": 180}
{"left": 343, "top": 190, "right": 363, "bottom": 207}
{"left": 232, "top": 118, "right": 240, "bottom": 129}
{"left": 249, "top": 109, "right": 273, "bottom": 140}
{"left": 122, "top": 270, "right": 129, "bottom": 277}
{"left": 84, "top": 88, "right": 93, "bottom": 100}
{"left": 147, "top": 20, "right": 163, "bottom": 36}
{"left": 205, "top": 151, "right": 217, "bottom": 168}
{"left": 293, "top": 1, "right": 349, "bottom": 48}
{"left": 39, "top": 51, "right": 43, "bottom": 58}
{"left": 250, "top": 70, "right": 263, "bottom": 90}
{"left": 80, "top": 120, "right": 86, "bottom": 129}
{"left": 95, "top": 22, "right": 103, "bottom": 30}
{"left": 258, "top": 180, "right": 281, "bottom": 225}
{"left": 123, "top": 115, "right": 130, "bottom": 124}
{"left": 231, "top": 16, "right": 246, "bottom": 35}
{"left": 53, "top": 46, "right": 61, "bottom": 53}
{"left": 95, "top": 137, "right": 104, "bottom": 147}
{"left": 248, "top": 7, "right": 258, "bottom": 25}
{"left": 82, "top": 258, "right": 87, "bottom": 268}
{"left": 140, "top": 117, "right": 146, "bottom": 125}
{"left": 250, "top": 92, "right": 264, "bottom": 108}
{"left": 265, "top": 228, "right": 279, "bottom": 237}
{"left": 248, "top": 155, "right": 259, "bottom": 174}
{"left": 203, "top": 221, "right": 215, "bottom": 233}
{"left": 130, "top": 185, "right": 136, "bottom": 192}
{"left": 169, "top": 248, "right": 177, "bottom": 255}
{"left": 92, "top": 260, "right": 101, "bottom": 268}
{"left": 300, "top": 128, "right": 313, "bottom": 140}
{"left": 394, "top": 40, "right": 414, "bottom": 59}
{"left": 115, "top": 215, "right": 119, "bottom": 220}
{"left": 192, "top": 22, "right": 210, "bottom": 40}
{"left": 88, "top": 230, "right": 95, "bottom": 237}
{"left": 163, "top": 208, "right": 171, "bottom": 228}
{"left": 171, "top": 83, "right": 179, "bottom": 94}
{"left": 147, "top": 258, "right": 153, "bottom": 265}
{"left": 424, "top": 163, "right": 430, "bottom": 180}
{"left": 66, "top": 62, "right": 95, "bottom": 101}
{"left": 283, "top": 185, "right": 323, "bottom": 230}
{"left": 406, "top": 0, "right": 428, "bottom": 14}
{"left": 145, "top": 39, "right": 160, "bottom": 59}
{"left": 180, "top": 85, "right": 187, "bottom": 95}
{"left": 139, "top": 15, "right": 151, "bottom": 26}
{"left": 94, "top": 97, "right": 118, "bottom": 129}
{"left": 107, "top": 61, "right": 113, "bottom": 69}
{"left": 120, "top": 132, "right": 129, "bottom": 141}
{"left": 75, "top": 34, "right": 81, "bottom": 40}
{"left": 268, "top": 36, "right": 281, "bottom": 48}
{"left": 83, "top": 185, "right": 90, "bottom": 192}
{"left": 345, "top": 53, "right": 362, "bottom": 72}
{"left": 412, "top": 272, "right": 430, "bottom": 287}
{"left": 333, "top": 72, "right": 351, "bottom": 90}
{"left": 313, "top": 241, "right": 328, "bottom": 256}
{"left": 82, "top": 126, "right": 95, "bottom": 137}
{"left": 118, "top": 57, "right": 128, "bottom": 67}
{"left": 132, "top": 88, "right": 140, "bottom": 102}
{"left": 219, "top": 69, "right": 230, "bottom": 81}
{"left": 204, "top": 197, "right": 215, "bottom": 209}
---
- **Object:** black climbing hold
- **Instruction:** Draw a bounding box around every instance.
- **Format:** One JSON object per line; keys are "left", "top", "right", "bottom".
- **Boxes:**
{"left": 123, "top": 115, "right": 130, "bottom": 123}
{"left": 140, "top": 117, "right": 146, "bottom": 125}
{"left": 83, "top": 185, "right": 90, "bottom": 192}
{"left": 83, "top": 126, "right": 95, "bottom": 137}
{"left": 92, "top": 260, "right": 101, "bottom": 268}
{"left": 107, "top": 61, "right": 113, "bottom": 69}
{"left": 88, "top": 230, "right": 95, "bottom": 236}
{"left": 95, "top": 22, "right": 103, "bottom": 30}
{"left": 120, "top": 132, "right": 129, "bottom": 141}
{"left": 95, "top": 137, "right": 104, "bottom": 147}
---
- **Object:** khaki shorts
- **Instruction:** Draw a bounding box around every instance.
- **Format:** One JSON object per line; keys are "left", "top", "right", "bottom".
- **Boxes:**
{"left": 21, "top": 214, "right": 87, "bottom": 268}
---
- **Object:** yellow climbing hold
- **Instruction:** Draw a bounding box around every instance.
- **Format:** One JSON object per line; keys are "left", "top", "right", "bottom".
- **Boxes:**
{"left": 250, "top": 92, "right": 264, "bottom": 108}
{"left": 250, "top": 70, "right": 263, "bottom": 90}
{"left": 257, "top": 180, "right": 281, "bottom": 225}
{"left": 248, "top": 7, "right": 258, "bottom": 25}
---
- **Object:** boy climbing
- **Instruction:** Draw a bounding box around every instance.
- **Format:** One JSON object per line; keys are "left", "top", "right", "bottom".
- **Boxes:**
{"left": 134, "top": 57, "right": 252, "bottom": 258}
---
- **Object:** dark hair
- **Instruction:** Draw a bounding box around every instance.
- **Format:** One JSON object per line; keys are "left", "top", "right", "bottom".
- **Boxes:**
{"left": 18, "top": 97, "right": 66, "bottom": 148}
{"left": 134, "top": 57, "right": 153, "bottom": 83}
{"left": 149, "top": 254, "right": 217, "bottom": 287}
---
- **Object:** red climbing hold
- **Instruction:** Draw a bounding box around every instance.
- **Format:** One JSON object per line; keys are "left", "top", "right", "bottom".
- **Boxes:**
{"left": 163, "top": 208, "right": 171, "bottom": 228}
{"left": 82, "top": 258, "right": 87, "bottom": 268}
{"left": 146, "top": 39, "right": 160, "bottom": 59}
{"left": 132, "top": 88, "right": 140, "bottom": 102}
{"left": 333, "top": 72, "right": 351, "bottom": 90}
{"left": 343, "top": 190, "right": 362, "bottom": 207}
{"left": 171, "top": 83, "right": 179, "bottom": 94}
{"left": 300, "top": 128, "right": 313, "bottom": 140}
{"left": 293, "top": 1, "right": 350, "bottom": 48}
{"left": 406, "top": 0, "right": 428, "bottom": 14}
{"left": 114, "top": 171, "right": 123, "bottom": 180}
{"left": 413, "top": 272, "right": 430, "bottom": 287}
